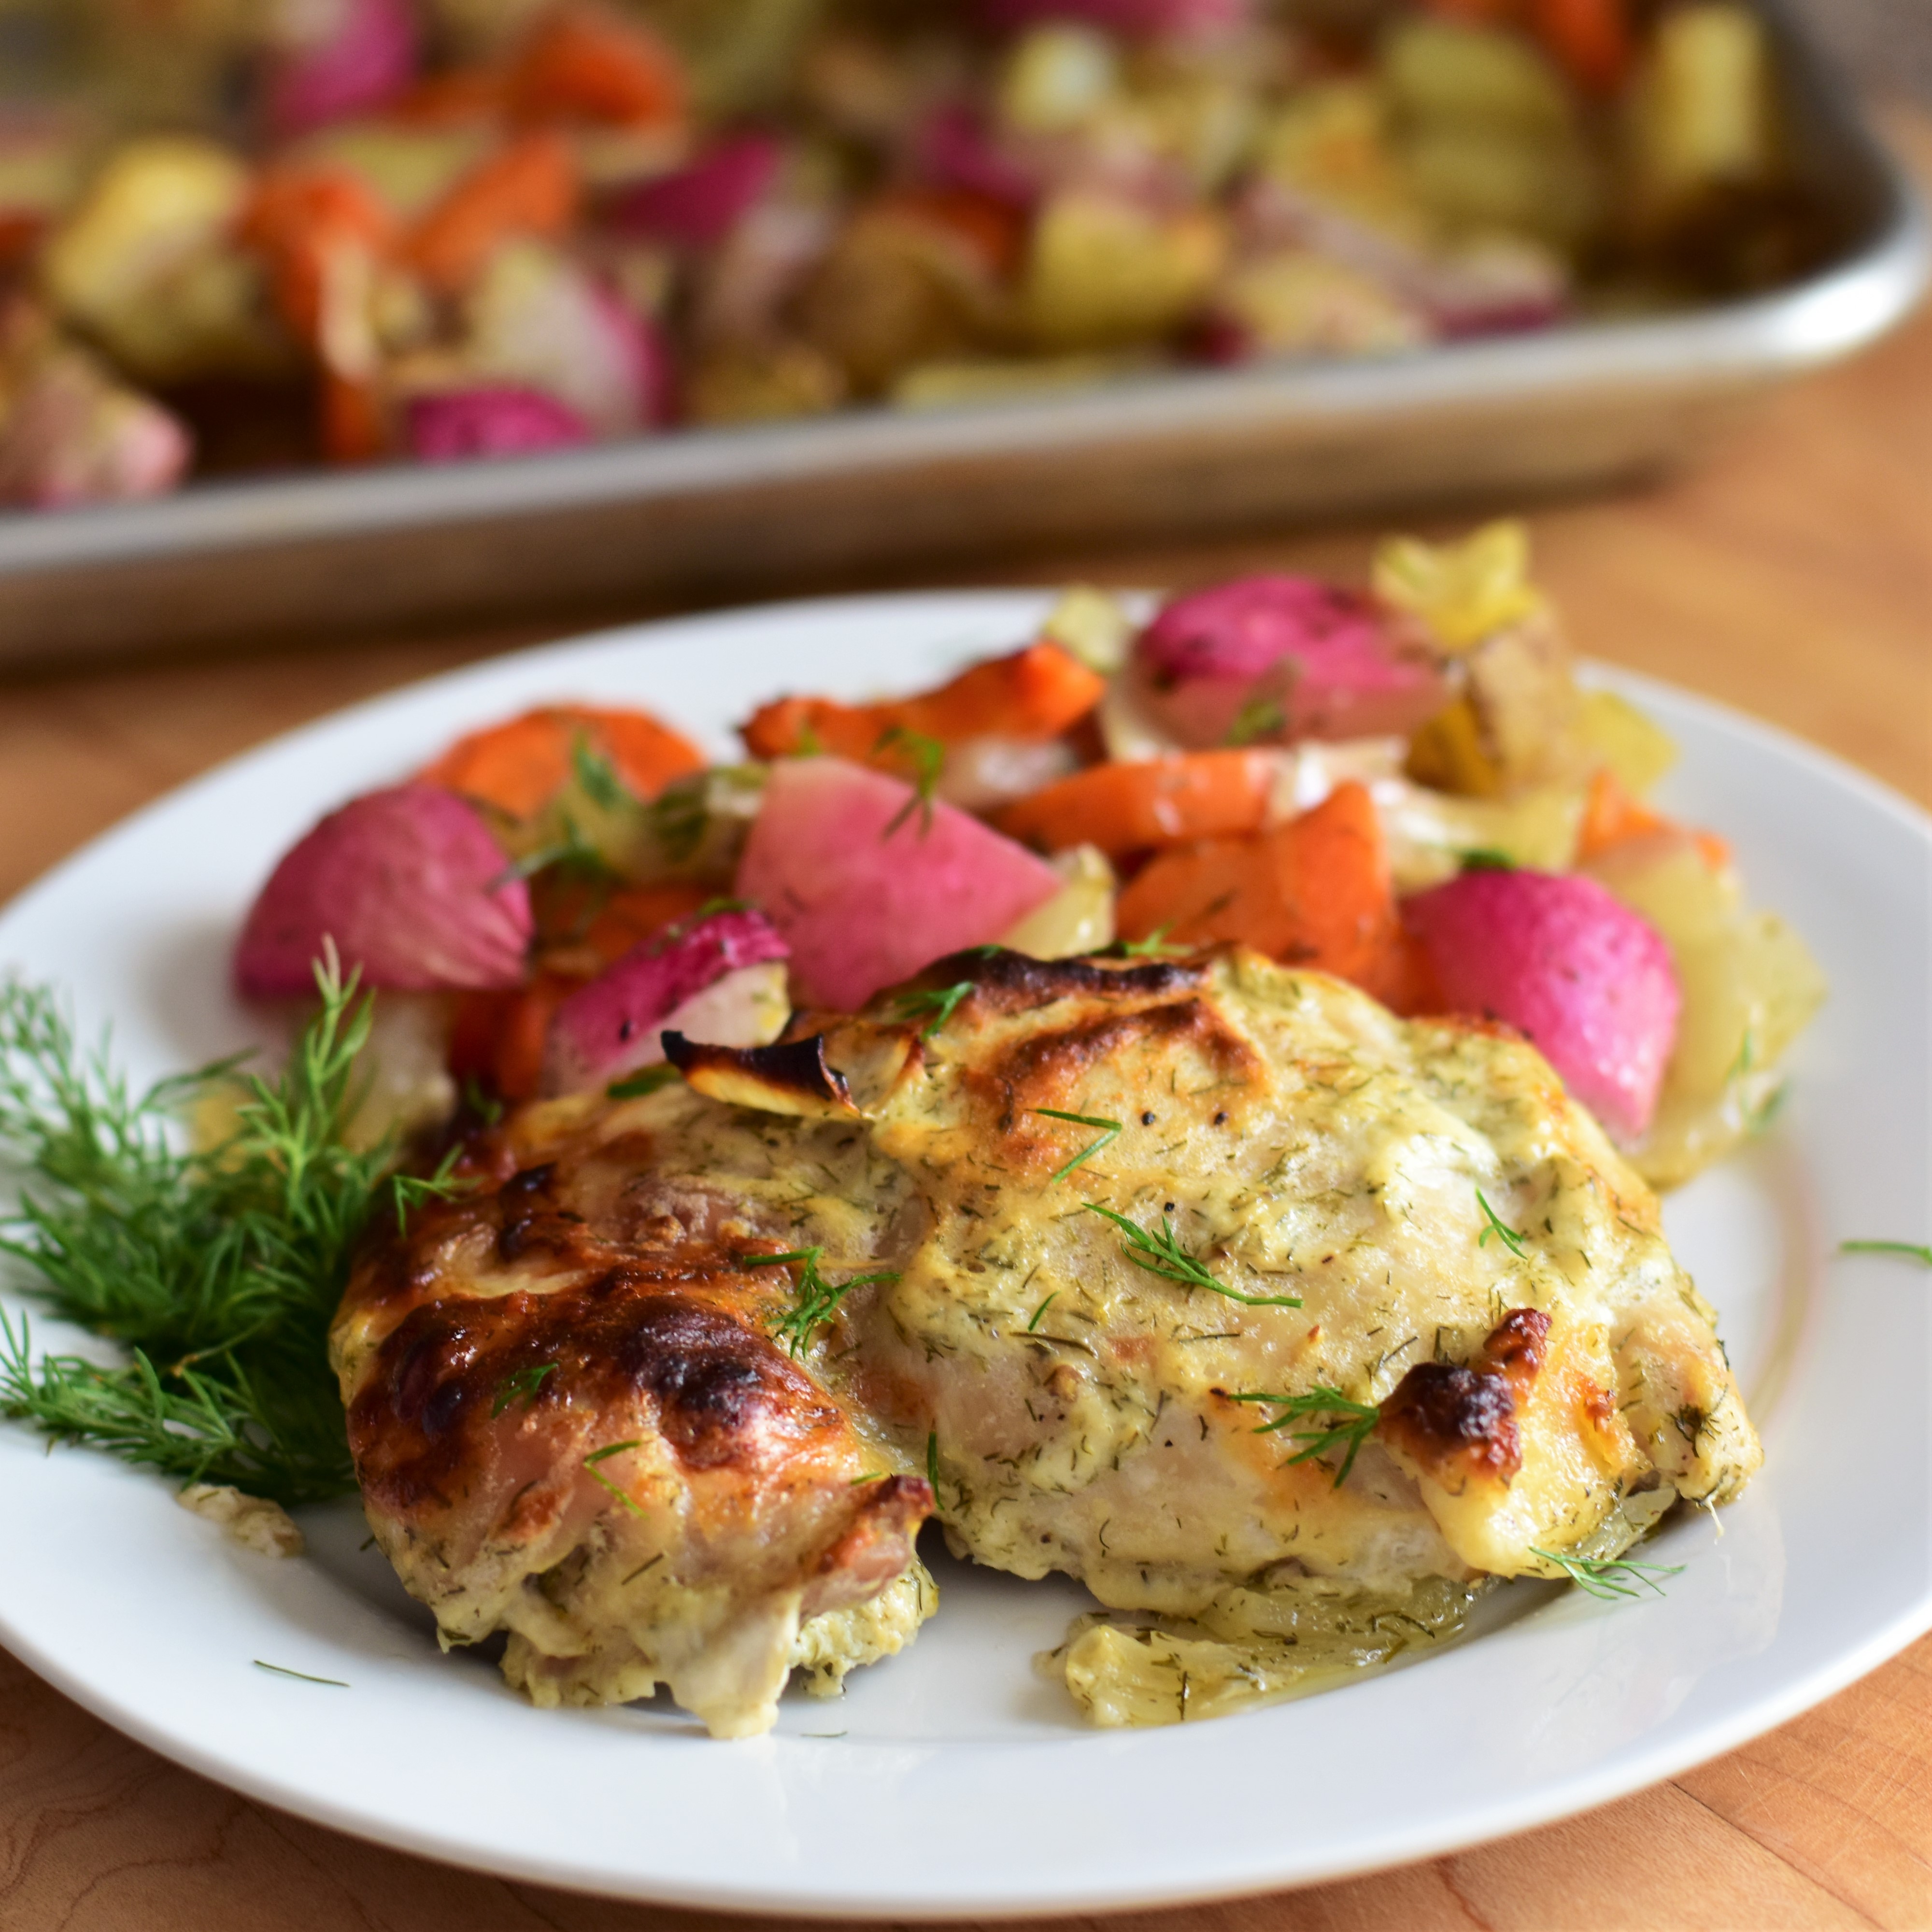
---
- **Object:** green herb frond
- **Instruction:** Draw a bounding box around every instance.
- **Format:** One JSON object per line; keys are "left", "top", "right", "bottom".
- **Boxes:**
{"left": 1084, "top": 1204, "right": 1302, "bottom": 1309}
{"left": 1838, "top": 1239, "right": 1932, "bottom": 1267}
{"left": 0, "top": 958, "right": 463, "bottom": 1507}
{"left": 1529, "top": 1545, "right": 1685, "bottom": 1601}
{"left": 1032, "top": 1108, "right": 1121, "bottom": 1181}
{"left": 876, "top": 726, "right": 946, "bottom": 838}
{"left": 744, "top": 1246, "right": 899, "bottom": 1357}
{"left": 1227, "top": 1386, "right": 1379, "bottom": 1485}
{"left": 607, "top": 1065, "right": 682, "bottom": 1101}
{"left": 1475, "top": 1189, "right": 1527, "bottom": 1258}
{"left": 892, "top": 980, "right": 974, "bottom": 1040}
{"left": 492, "top": 1361, "right": 559, "bottom": 1418}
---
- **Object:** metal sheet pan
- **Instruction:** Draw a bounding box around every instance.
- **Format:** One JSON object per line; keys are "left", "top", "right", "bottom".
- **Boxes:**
{"left": 0, "top": 0, "right": 1922, "bottom": 665}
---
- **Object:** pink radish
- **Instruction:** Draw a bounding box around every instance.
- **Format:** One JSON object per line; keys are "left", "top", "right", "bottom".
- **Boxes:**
{"left": 406, "top": 387, "right": 591, "bottom": 461}
{"left": 542, "top": 909, "right": 790, "bottom": 1093}
{"left": 608, "top": 135, "right": 782, "bottom": 248}
{"left": 265, "top": 0, "right": 417, "bottom": 140}
{"left": 735, "top": 758, "right": 1061, "bottom": 1010}
{"left": 235, "top": 785, "right": 531, "bottom": 998}
{"left": 1404, "top": 868, "right": 1680, "bottom": 1141}
{"left": 1132, "top": 574, "right": 1444, "bottom": 748}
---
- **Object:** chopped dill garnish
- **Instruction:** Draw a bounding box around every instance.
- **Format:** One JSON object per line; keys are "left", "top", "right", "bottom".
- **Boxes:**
{"left": 1228, "top": 1387, "right": 1379, "bottom": 1485}
{"left": 743, "top": 1246, "right": 899, "bottom": 1357}
{"left": 0, "top": 956, "right": 468, "bottom": 1507}
{"left": 582, "top": 1440, "right": 647, "bottom": 1517}
{"left": 876, "top": 725, "right": 945, "bottom": 837}
{"left": 491, "top": 812, "right": 624, "bottom": 890}
{"left": 1839, "top": 1239, "right": 1932, "bottom": 1267}
{"left": 1097, "top": 924, "right": 1190, "bottom": 959}
{"left": 893, "top": 981, "right": 974, "bottom": 1040}
{"left": 607, "top": 1065, "right": 682, "bottom": 1101}
{"left": 460, "top": 1076, "right": 504, "bottom": 1127}
{"left": 849, "top": 1470, "right": 891, "bottom": 1485}
{"left": 1530, "top": 1545, "right": 1685, "bottom": 1601}
{"left": 1084, "top": 1204, "right": 1302, "bottom": 1308}
{"left": 1032, "top": 1108, "right": 1121, "bottom": 1181}
{"left": 1225, "top": 697, "right": 1285, "bottom": 747}
{"left": 491, "top": 1362, "right": 558, "bottom": 1418}
{"left": 1026, "top": 1291, "right": 1058, "bottom": 1332}
{"left": 570, "top": 734, "right": 630, "bottom": 811}
{"left": 926, "top": 1428, "right": 940, "bottom": 1497}
{"left": 1475, "top": 1189, "right": 1527, "bottom": 1257}
{"left": 1458, "top": 848, "right": 1515, "bottom": 872}
{"left": 253, "top": 1660, "right": 348, "bottom": 1687}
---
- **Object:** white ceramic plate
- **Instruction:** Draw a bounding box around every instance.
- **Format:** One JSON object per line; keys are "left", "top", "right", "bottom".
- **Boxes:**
{"left": 1, "top": 594, "right": 1928, "bottom": 1921}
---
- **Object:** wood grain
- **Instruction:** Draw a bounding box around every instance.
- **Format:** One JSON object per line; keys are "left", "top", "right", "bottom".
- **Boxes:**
{"left": 0, "top": 109, "right": 1927, "bottom": 1932}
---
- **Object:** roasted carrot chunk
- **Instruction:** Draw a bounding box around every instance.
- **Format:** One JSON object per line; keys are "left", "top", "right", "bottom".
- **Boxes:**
{"left": 419, "top": 704, "right": 704, "bottom": 817}
{"left": 405, "top": 131, "right": 578, "bottom": 291}
{"left": 1529, "top": 0, "right": 1634, "bottom": 95}
{"left": 507, "top": 3, "right": 687, "bottom": 128}
{"left": 1116, "top": 781, "right": 1399, "bottom": 984}
{"left": 995, "top": 748, "right": 1273, "bottom": 859}
{"left": 1578, "top": 767, "right": 1731, "bottom": 870}
{"left": 242, "top": 164, "right": 396, "bottom": 341}
{"left": 741, "top": 641, "right": 1104, "bottom": 763}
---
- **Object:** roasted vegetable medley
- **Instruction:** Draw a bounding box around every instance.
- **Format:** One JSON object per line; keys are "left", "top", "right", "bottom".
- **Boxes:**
{"left": 234, "top": 521, "right": 1823, "bottom": 1190}
{"left": 0, "top": 0, "right": 1819, "bottom": 506}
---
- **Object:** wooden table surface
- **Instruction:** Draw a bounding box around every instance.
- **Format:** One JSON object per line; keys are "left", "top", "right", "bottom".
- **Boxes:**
{"left": 3, "top": 112, "right": 1930, "bottom": 1932}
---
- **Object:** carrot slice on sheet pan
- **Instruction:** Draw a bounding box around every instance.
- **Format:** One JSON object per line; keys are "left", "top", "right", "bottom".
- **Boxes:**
{"left": 1115, "top": 781, "right": 1401, "bottom": 984}
{"left": 507, "top": 4, "right": 686, "bottom": 128}
{"left": 740, "top": 642, "right": 1104, "bottom": 762}
{"left": 404, "top": 131, "right": 579, "bottom": 291}
{"left": 995, "top": 748, "right": 1274, "bottom": 860}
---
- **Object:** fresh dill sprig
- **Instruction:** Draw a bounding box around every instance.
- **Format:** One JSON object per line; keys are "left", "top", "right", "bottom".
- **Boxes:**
{"left": 1530, "top": 1545, "right": 1685, "bottom": 1601}
{"left": 1225, "top": 697, "right": 1285, "bottom": 747}
{"left": 743, "top": 1246, "right": 899, "bottom": 1357}
{"left": 1458, "top": 848, "right": 1516, "bottom": 872}
{"left": 876, "top": 725, "right": 945, "bottom": 837}
{"left": 1475, "top": 1189, "right": 1527, "bottom": 1257}
{"left": 253, "top": 1660, "right": 348, "bottom": 1687}
{"left": 1097, "top": 925, "right": 1190, "bottom": 959}
{"left": 492, "top": 1361, "right": 558, "bottom": 1418}
{"left": 492, "top": 812, "right": 625, "bottom": 890}
{"left": 1032, "top": 1108, "right": 1121, "bottom": 1181}
{"left": 1084, "top": 1204, "right": 1302, "bottom": 1309}
{"left": 1839, "top": 1239, "right": 1932, "bottom": 1267}
{"left": 583, "top": 1439, "right": 647, "bottom": 1516}
{"left": 1227, "top": 1387, "right": 1379, "bottom": 1485}
{"left": 1026, "top": 1291, "right": 1058, "bottom": 1332}
{"left": 893, "top": 980, "right": 974, "bottom": 1040}
{"left": 607, "top": 1065, "right": 682, "bottom": 1101}
{"left": 926, "top": 1428, "right": 940, "bottom": 1499}
{"left": 0, "top": 958, "right": 467, "bottom": 1507}
{"left": 570, "top": 735, "right": 630, "bottom": 811}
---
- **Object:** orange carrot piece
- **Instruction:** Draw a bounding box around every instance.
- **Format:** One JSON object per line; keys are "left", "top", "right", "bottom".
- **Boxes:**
{"left": 507, "top": 3, "right": 686, "bottom": 128}
{"left": 391, "top": 66, "right": 508, "bottom": 124}
{"left": 995, "top": 748, "right": 1274, "bottom": 859}
{"left": 579, "top": 880, "right": 713, "bottom": 963}
{"left": 242, "top": 165, "right": 395, "bottom": 340}
{"left": 575, "top": 705, "right": 708, "bottom": 801}
{"left": 741, "top": 642, "right": 1105, "bottom": 764}
{"left": 404, "top": 132, "right": 579, "bottom": 291}
{"left": 875, "top": 186, "right": 1025, "bottom": 277}
{"left": 1116, "top": 781, "right": 1398, "bottom": 983}
{"left": 419, "top": 705, "right": 704, "bottom": 817}
{"left": 1579, "top": 767, "right": 1732, "bottom": 871}
{"left": 1529, "top": 0, "right": 1634, "bottom": 95}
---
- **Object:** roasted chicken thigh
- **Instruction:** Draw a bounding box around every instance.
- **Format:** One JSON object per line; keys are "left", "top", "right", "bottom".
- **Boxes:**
{"left": 333, "top": 947, "right": 1759, "bottom": 1735}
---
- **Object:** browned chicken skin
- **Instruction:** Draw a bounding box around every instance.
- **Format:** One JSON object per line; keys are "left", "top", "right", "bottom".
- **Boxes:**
{"left": 333, "top": 946, "right": 1758, "bottom": 1735}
